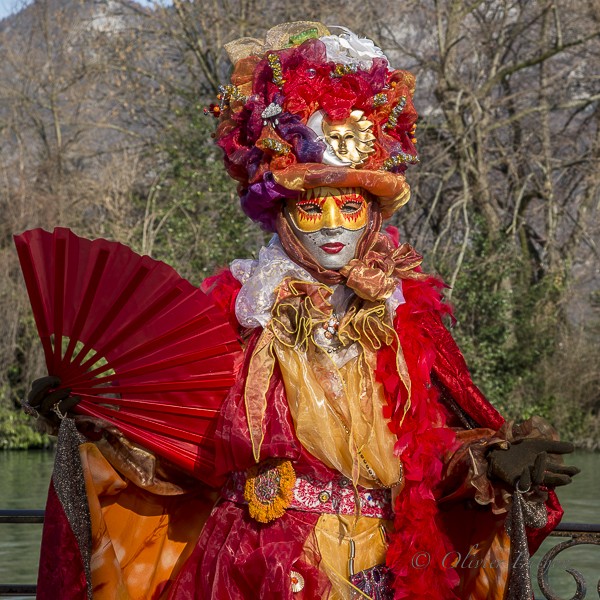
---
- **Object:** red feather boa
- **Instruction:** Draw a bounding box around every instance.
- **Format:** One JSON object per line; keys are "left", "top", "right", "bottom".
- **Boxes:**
{"left": 377, "top": 277, "right": 462, "bottom": 599}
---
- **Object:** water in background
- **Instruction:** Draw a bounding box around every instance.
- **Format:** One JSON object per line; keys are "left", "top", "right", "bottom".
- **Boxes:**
{"left": 0, "top": 449, "right": 54, "bottom": 597}
{"left": 0, "top": 449, "right": 598, "bottom": 598}
{"left": 532, "top": 450, "right": 600, "bottom": 599}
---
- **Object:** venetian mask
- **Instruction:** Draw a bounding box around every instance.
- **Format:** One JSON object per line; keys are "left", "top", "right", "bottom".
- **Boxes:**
{"left": 285, "top": 187, "right": 368, "bottom": 270}
{"left": 307, "top": 110, "right": 375, "bottom": 167}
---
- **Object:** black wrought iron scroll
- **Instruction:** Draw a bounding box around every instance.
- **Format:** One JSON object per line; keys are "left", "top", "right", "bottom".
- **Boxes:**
{"left": 537, "top": 522, "right": 600, "bottom": 600}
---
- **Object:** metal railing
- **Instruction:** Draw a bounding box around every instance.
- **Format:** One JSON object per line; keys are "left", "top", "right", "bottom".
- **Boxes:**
{"left": 0, "top": 510, "right": 44, "bottom": 597}
{"left": 537, "top": 521, "right": 600, "bottom": 600}
{"left": 0, "top": 511, "right": 599, "bottom": 598}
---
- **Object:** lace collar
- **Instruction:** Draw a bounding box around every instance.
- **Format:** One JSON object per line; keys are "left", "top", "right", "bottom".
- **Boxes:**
{"left": 231, "top": 235, "right": 404, "bottom": 329}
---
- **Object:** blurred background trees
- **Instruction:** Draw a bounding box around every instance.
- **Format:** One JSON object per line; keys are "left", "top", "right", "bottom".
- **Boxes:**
{"left": 0, "top": 0, "right": 598, "bottom": 447}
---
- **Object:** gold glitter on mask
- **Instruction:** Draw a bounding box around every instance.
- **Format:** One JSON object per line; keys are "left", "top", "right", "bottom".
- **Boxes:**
{"left": 285, "top": 187, "right": 368, "bottom": 233}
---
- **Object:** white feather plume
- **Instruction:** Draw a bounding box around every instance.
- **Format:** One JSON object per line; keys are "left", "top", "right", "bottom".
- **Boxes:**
{"left": 320, "top": 26, "right": 391, "bottom": 70}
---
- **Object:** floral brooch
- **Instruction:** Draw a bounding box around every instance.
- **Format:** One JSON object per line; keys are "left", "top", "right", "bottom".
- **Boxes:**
{"left": 244, "top": 459, "right": 296, "bottom": 523}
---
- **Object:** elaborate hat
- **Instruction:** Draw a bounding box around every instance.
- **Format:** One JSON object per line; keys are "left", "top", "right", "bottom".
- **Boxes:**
{"left": 211, "top": 22, "right": 419, "bottom": 231}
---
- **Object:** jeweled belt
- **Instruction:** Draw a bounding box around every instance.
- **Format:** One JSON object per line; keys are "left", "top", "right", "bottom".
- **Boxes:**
{"left": 222, "top": 469, "right": 393, "bottom": 520}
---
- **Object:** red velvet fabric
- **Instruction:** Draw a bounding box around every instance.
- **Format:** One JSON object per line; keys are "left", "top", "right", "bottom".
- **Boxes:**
{"left": 200, "top": 269, "right": 243, "bottom": 334}
{"left": 529, "top": 489, "right": 563, "bottom": 554}
{"left": 427, "top": 310, "right": 504, "bottom": 430}
{"left": 212, "top": 329, "right": 301, "bottom": 479}
{"left": 37, "top": 481, "right": 88, "bottom": 600}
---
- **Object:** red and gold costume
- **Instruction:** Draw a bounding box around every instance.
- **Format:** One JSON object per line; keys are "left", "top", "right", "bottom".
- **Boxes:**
{"left": 30, "top": 21, "right": 564, "bottom": 600}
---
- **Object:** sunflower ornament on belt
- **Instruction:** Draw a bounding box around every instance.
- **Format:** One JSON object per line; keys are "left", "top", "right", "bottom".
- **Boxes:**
{"left": 244, "top": 459, "right": 297, "bottom": 523}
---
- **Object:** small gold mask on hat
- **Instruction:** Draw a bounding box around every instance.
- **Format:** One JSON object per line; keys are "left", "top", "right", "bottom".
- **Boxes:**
{"left": 322, "top": 110, "right": 375, "bottom": 167}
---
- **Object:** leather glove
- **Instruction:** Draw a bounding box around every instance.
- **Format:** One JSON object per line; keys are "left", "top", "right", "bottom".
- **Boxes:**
{"left": 25, "top": 375, "right": 80, "bottom": 420}
{"left": 488, "top": 438, "right": 580, "bottom": 490}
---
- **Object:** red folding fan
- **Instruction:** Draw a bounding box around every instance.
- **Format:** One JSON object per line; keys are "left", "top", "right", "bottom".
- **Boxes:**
{"left": 14, "top": 227, "right": 243, "bottom": 485}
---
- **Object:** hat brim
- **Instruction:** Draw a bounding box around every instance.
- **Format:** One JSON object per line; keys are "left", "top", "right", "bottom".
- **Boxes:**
{"left": 272, "top": 163, "right": 410, "bottom": 219}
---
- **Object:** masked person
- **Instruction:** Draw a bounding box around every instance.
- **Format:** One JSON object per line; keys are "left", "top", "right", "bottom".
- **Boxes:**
{"left": 26, "top": 22, "right": 578, "bottom": 600}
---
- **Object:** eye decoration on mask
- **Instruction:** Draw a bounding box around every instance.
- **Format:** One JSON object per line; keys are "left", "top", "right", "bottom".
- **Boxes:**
{"left": 338, "top": 192, "right": 367, "bottom": 225}
{"left": 289, "top": 188, "right": 368, "bottom": 233}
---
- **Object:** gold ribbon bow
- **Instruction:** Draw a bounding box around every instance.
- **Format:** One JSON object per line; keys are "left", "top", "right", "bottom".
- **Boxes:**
{"left": 270, "top": 280, "right": 333, "bottom": 349}
{"left": 340, "top": 242, "right": 427, "bottom": 302}
{"left": 338, "top": 301, "right": 396, "bottom": 352}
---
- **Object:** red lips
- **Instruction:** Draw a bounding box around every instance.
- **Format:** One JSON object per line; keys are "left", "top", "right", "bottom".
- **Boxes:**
{"left": 319, "top": 243, "right": 345, "bottom": 254}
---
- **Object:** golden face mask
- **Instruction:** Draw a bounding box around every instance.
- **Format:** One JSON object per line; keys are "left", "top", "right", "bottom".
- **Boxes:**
{"left": 285, "top": 187, "right": 368, "bottom": 233}
{"left": 322, "top": 110, "right": 375, "bottom": 167}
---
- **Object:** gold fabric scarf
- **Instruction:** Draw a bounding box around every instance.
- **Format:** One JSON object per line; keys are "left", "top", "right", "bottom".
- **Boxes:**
{"left": 244, "top": 278, "right": 410, "bottom": 476}
{"left": 340, "top": 242, "right": 426, "bottom": 302}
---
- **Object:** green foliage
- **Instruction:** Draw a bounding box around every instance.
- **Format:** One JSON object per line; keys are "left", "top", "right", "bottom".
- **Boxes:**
{"left": 0, "top": 404, "right": 53, "bottom": 450}
{"left": 444, "top": 222, "right": 599, "bottom": 447}
{"left": 130, "top": 102, "right": 268, "bottom": 284}
{"left": 442, "top": 223, "right": 512, "bottom": 408}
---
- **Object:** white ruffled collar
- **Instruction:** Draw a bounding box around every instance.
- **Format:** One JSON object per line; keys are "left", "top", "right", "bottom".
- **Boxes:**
{"left": 230, "top": 235, "right": 405, "bottom": 329}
